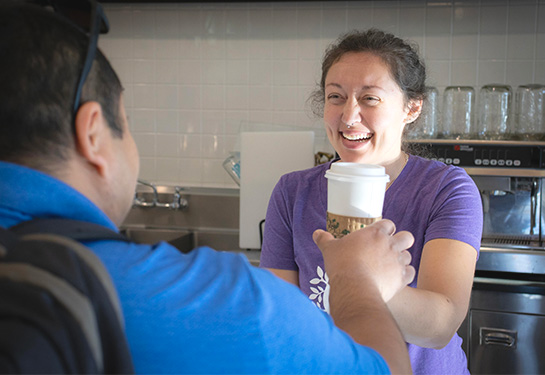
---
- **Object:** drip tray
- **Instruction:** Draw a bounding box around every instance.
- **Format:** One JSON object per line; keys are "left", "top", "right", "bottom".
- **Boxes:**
{"left": 477, "top": 241, "right": 545, "bottom": 274}
{"left": 482, "top": 235, "right": 541, "bottom": 249}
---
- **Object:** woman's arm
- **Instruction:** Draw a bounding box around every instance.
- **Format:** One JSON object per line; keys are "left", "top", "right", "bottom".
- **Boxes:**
{"left": 387, "top": 238, "right": 477, "bottom": 349}
{"left": 270, "top": 238, "right": 476, "bottom": 350}
{"left": 267, "top": 268, "right": 300, "bottom": 287}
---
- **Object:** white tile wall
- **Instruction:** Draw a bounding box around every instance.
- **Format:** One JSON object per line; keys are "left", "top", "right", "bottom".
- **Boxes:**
{"left": 100, "top": 0, "right": 545, "bottom": 187}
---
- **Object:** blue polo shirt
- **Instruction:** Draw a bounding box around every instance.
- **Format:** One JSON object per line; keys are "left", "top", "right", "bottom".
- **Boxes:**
{"left": 0, "top": 161, "right": 390, "bottom": 374}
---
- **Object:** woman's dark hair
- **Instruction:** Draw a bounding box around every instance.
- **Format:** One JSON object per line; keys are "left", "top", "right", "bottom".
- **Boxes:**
{"left": 0, "top": 4, "right": 123, "bottom": 172}
{"left": 309, "top": 28, "right": 427, "bottom": 117}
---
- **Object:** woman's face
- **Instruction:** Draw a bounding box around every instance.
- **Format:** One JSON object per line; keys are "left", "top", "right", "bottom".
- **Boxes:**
{"left": 323, "top": 51, "right": 418, "bottom": 165}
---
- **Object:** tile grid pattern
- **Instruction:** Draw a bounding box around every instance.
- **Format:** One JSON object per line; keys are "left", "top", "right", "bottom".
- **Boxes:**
{"left": 99, "top": 0, "right": 545, "bottom": 187}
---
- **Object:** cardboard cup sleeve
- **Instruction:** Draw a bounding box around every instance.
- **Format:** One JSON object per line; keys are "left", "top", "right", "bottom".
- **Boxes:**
{"left": 326, "top": 212, "right": 382, "bottom": 238}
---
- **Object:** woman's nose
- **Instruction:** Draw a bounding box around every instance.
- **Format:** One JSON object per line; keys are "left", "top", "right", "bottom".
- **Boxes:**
{"left": 341, "top": 99, "right": 361, "bottom": 126}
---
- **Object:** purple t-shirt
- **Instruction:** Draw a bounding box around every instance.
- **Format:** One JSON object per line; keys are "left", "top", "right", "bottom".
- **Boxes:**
{"left": 260, "top": 154, "right": 483, "bottom": 375}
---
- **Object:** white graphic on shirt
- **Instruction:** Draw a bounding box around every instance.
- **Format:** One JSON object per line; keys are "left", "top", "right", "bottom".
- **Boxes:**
{"left": 309, "top": 266, "right": 330, "bottom": 313}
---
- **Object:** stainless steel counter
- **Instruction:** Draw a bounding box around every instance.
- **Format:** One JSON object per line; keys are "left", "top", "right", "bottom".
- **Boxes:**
{"left": 121, "top": 185, "right": 261, "bottom": 266}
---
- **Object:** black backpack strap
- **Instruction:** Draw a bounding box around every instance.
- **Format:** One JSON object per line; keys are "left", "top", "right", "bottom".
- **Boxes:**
{"left": 10, "top": 218, "right": 130, "bottom": 242}
{"left": 1, "top": 220, "right": 135, "bottom": 373}
{"left": 0, "top": 226, "right": 17, "bottom": 250}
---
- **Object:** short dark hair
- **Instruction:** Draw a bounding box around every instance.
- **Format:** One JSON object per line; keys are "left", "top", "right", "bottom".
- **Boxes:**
{"left": 309, "top": 28, "right": 427, "bottom": 117}
{"left": 0, "top": 4, "right": 123, "bottom": 172}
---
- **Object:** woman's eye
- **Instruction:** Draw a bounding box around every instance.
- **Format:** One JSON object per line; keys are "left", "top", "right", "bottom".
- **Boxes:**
{"left": 361, "top": 96, "right": 380, "bottom": 105}
{"left": 326, "top": 93, "right": 344, "bottom": 104}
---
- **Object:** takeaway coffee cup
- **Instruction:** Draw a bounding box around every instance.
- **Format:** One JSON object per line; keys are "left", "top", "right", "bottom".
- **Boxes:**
{"left": 324, "top": 163, "right": 390, "bottom": 238}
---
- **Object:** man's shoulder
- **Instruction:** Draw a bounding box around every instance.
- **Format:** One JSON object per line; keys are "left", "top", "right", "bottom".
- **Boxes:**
{"left": 92, "top": 240, "right": 296, "bottom": 303}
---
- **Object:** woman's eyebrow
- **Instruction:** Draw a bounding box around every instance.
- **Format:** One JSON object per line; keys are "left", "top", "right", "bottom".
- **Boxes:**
{"left": 325, "top": 83, "right": 343, "bottom": 89}
{"left": 326, "top": 82, "right": 384, "bottom": 91}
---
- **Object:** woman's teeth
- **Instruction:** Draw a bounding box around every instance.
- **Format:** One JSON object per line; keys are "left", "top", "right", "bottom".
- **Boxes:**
{"left": 342, "top": 132, "right": 372, "bottom": 141}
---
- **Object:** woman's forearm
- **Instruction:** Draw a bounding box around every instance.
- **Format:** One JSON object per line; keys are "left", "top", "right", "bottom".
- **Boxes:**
{"left": 386, "top": 239, "right": 476, "bottom": 349}
{"left": 387, "top": 286, "right": 465, "bottom": 349}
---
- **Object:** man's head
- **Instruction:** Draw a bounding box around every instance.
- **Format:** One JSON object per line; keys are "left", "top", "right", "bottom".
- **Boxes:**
{"left": 0, "top": 3, "right": 139, "bottom": 225}
{"left": 0, "top": 3, "right": 121, "bottom": 169}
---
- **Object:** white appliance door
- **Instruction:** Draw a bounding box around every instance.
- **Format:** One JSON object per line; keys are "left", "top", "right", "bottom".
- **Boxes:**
{"left": 239, "top": 131, "right": 315, "bottom": 249}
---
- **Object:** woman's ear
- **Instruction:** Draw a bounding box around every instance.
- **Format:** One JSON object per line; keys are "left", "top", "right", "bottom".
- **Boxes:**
{"left": 73, "top": 101, "right": 110, "bottom": 178}
{"left": 404, "top": 99, "right": 423, "bottom": 124}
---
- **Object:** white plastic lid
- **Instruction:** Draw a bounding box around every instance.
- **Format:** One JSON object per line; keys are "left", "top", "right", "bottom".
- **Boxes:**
{"left": 325, "top": 162, "right": 390, "bottom": 183}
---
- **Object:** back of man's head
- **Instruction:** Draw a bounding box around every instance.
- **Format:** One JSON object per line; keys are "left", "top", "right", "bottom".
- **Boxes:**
{"left": 0, "top": 3, "right": 123, "bottom": 173}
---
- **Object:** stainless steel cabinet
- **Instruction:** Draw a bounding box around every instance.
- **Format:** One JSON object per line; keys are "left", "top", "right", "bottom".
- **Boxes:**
{"left": 470, "top": 309, "right": 545, "bottom": 374}
{"left": 460, "top": 281, "right": 545, "bottom": 375}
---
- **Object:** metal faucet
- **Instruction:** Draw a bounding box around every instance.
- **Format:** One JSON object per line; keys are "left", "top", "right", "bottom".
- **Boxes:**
{"left": 155, "top": 187, "right": 188, "bottom": 210}
{"left": 133, "top": 179, "right": 188, "bottom": 210}
{"left": 134, "top": 179, "right": 158, "bottom": 207}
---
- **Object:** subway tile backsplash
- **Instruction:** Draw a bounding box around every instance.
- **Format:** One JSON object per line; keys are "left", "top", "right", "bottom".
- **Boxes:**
{"left": 99, "top": 0, "right": 545, "bottom": 188}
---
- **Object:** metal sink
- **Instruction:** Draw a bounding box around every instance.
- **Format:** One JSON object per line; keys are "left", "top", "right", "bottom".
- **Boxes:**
{"left": 120, "top": 226, "right": 260, "bottom": 266}
{"left": 120, "top": 227, "right": 194, "bottom": 253}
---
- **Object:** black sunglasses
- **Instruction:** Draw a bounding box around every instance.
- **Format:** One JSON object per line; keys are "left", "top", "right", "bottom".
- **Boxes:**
{"left": 31, "top": 0, "right": 110, "bottom": 116}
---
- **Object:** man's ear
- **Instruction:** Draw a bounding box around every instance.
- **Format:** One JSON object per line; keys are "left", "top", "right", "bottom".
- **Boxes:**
{"left": 404, "top": 99, "right": 423, "bottom": 124}
{"left": 73, "top": 101, "right": 110, "bottom": 178}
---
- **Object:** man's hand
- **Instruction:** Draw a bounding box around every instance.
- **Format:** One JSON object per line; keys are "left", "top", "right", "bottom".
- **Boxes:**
{"left": 313, "top": 220, "right": 415, "bottom": 374}
{"left": 313, "top": 219, "right": 415, "bottom": 303}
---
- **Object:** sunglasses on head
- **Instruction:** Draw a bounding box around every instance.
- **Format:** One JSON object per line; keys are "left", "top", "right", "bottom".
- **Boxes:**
{"left": 29, "top": 0, "right": 110, "bottom": 116}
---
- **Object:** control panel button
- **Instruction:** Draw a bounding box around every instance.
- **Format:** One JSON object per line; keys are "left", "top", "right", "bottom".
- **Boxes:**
{"left": 514, "top": 160, "right": 521, "bottom": 167}
{"left": 445, "top": 158, "right": 452, "bottom": 164}
{"left": 498, "top": 160, "right": 505, "bottom": 166}
{"left": 482, "top": 159, "right": 490, "bottom": 166}
{"left": 506, "top": 160, "right": 513, "bottom": 166}
{"left": 453, "top": 158, "right": 460, "bottom": 165}
{"left": 490, "top": 159, "right": 497, "bottom": 166}
{"left": 475, "top": 159, "right": 482, "bottom": 165}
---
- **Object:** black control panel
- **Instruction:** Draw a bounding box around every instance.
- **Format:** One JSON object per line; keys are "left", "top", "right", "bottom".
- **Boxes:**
{"left": 408, "top": 140, "right": 545, "bottom": 169}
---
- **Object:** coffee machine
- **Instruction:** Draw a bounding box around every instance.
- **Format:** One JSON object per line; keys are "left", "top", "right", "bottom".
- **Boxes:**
{"left": 409, "top": 139, "right": 545, "bottom": 374}
{"left": 409, "top": 139, "right": 545, "bottom": 246}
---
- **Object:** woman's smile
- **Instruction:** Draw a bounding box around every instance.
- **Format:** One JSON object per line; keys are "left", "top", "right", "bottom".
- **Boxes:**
{"left": 340, "top": 131, "right": 373, "bottom": 142}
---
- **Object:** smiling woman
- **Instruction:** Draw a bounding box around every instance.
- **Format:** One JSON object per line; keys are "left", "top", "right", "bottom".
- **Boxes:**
{"left": 260, "top": 29, "right": 483, "bottom": 375}
{"left": 323, "top": 52, "right": 418, "bottom": 168}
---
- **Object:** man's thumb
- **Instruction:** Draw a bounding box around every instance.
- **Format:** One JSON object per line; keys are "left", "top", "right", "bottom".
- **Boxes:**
{"left": 312, "top": 229, "right": 334, "bottom": 249}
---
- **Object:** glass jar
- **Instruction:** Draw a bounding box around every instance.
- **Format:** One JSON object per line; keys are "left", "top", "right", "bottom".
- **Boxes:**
{"left": 512, "top": 84, "right": 545, "bottom": 141}
{"left": 477, "top": 84, "right": 512, "bottom": 140}
{"left": 405, "top": 87, "right": 439, "bottom": 140}
{"left": 441, "top": 86, "right": 476, "bottom": 139}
